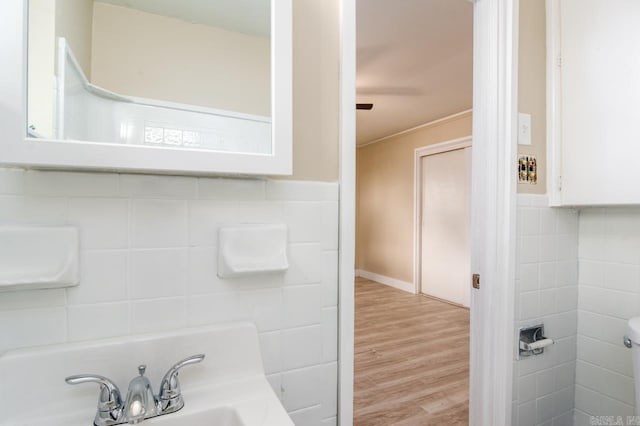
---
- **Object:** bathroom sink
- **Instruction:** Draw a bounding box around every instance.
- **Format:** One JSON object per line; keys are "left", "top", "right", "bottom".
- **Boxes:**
{"left": 146, "top": 406, "right": 244, "bottom": 426}
{"left": 0, "top": 323, "right": 294, "bottom": 426}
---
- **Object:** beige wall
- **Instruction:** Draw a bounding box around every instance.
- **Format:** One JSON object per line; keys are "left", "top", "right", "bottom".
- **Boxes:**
{"left": 283, "top": 0, "right": 340, "bottom": 182}
{"left": 518, "top": 0, "right": 546, "bottom": 194}
{"left": 355, "top": 112, "right": 472, "bottom": 282}
{"left": 91, "top": 3, "right": 270, "bottom": 117}
{"left": 27, "top": 0, "right": 93, "bottom": 138}
{"left": 56, "top": 0, "right": 94, "bottom": 78}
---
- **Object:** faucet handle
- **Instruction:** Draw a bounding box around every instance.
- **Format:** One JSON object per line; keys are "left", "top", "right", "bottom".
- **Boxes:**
{"left": 65, "top": 374, "right": 123, "bottom": 412}
{"left": 158, "top": 354, "right": 205, "bottom": 412}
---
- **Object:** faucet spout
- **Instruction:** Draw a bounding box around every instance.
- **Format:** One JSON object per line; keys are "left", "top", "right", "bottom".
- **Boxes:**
{"left": 124, "top": 365, "right": 157, "bottom": 424}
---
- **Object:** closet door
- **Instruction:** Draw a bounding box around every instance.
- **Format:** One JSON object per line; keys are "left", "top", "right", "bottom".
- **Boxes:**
{"left": 420, "top": 147, "right": 471, "bottom": 307}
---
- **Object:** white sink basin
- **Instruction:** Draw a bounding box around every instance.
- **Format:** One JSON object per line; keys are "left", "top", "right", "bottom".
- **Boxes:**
{"left": 0, "top": 323, "right": 293, "bottom": 426}
{"left": 147, "top": 406, "right": 244, "bottom": 426}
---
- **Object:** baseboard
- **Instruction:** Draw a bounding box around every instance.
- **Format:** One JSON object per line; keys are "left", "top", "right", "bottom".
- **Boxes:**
{"left": 355, "top": 269, "right": 414, "bottom": 294}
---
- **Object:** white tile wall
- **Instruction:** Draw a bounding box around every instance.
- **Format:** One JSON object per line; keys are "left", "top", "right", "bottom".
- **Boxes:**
{"left": 574, "top": 207, "right": 640, "bottom": 423}
{"left": 513, "top": 194, "right": 579, "bottom": 426}
{"left": 0, "top": 168, "right": 339, "bottom": 426}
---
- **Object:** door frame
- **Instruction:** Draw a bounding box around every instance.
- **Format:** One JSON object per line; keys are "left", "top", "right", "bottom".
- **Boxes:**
{"left": 338, "top": 0, "right": 518, "bottom": 425}
{"left": 413, "top": 136, "right": 473, "bottom": 296}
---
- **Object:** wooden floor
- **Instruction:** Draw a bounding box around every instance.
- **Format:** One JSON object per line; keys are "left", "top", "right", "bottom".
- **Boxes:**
{"left": 354, "top": 277, "right": 470, "bottom": 426}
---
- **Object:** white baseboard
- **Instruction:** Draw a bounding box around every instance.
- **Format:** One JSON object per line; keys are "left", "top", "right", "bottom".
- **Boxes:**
{"left": 355, "top": 269, "right": 415, "bottom": 294}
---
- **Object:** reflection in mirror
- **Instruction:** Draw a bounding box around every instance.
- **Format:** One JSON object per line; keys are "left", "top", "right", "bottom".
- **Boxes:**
{"left": 27, "top": 0, "right": 272, "bottom": 154}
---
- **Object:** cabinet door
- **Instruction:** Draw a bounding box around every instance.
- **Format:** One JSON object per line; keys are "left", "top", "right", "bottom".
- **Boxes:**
{"left": 551, "top": 0, "right": 640, "bottom": 205}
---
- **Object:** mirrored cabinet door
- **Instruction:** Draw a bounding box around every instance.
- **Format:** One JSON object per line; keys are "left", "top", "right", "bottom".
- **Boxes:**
{"left": 1, "top": 0, "right": 292, "bottom": 176}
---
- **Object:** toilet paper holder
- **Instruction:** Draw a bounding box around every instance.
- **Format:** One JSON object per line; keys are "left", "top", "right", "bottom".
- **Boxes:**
{"left": 518, "top": 324, "right": 554, "bottom": 359}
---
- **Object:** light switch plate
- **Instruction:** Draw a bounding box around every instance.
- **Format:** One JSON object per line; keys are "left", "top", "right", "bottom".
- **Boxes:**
{"left": 518, "top": 113, "right": 532, "bottom": 145}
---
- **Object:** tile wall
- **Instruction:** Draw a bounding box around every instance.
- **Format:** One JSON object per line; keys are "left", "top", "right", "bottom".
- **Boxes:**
{"left": 0, "top": 168, "right": 339, "bottom": 426}
{"left": 513, "top": 194, "right": 579, "bottom": 426}
{"left": 574, "top": 208, "right": 640, "bottom": 424}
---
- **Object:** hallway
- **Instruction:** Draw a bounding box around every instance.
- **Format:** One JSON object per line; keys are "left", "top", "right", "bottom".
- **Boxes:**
{"left": 354, "top": 277, "right": 470, "bottom": 425}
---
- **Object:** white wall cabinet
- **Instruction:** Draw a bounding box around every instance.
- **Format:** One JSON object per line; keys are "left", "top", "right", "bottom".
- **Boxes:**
{"left": 547, "top": 0, "right": 640, "bottom": 206}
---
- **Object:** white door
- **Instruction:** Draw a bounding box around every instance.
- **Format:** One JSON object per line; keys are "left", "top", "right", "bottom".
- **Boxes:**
{"left": 420, "top": 147, "right": 471, "bottom": 307}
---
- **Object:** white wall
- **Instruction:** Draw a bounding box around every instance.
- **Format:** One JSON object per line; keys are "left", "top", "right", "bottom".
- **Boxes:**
{"left": 0, "top": 169, "right": 339, "bottom": 426}
{"left": 513, "top": 194, "right": 579, "bottom": 426}
{"left": 574, "top": 208, "right": 640, "bottom": 423}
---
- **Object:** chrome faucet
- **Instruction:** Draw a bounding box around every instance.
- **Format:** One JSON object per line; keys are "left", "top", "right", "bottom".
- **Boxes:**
{"left": 65, "top": 354, "right": 205, "bottom": 426}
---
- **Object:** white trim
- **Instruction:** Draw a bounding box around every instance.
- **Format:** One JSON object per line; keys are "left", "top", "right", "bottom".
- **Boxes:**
{"left": 0, "top": 0, "right": 292, "bottom": 177}
{"left": 546, "top": 0, "right": 562, "bottom": 206}
{"left": 357, "top": 109, "right": 473, "bottom": 148}
{"left": 413, "top": 136, "right": 472, "bottom": 296}
{"left": 468, "top": 0, "right": 518, "bottom": 424}
{"left": 355, "top": 270, "right": 414, "bottom": 294}
{"left": 338, "top": 0, "right": 356, "bottom": 424}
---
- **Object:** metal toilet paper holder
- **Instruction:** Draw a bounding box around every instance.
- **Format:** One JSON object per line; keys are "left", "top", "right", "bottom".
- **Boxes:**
{"left": 518, "top": 324, "right": 554, "bottom": 359}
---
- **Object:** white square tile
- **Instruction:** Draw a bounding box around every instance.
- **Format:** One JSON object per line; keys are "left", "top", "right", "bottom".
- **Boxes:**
{"left": 518, "top": 374, "right": 536, "bottom": 403}
{"left": 517, "top": 400, "right": 536, "bottom": 426}
{"left": 519, "top": 292, "right": 539, "bottom": 320}
{"left": 188, "top": 247, "right": 218, "bottom": 295}
{"left": 321, "top": 202, "right": 339, "bottom": 250}
{"left": 536, "top": 369, "right": 555, "bottom": 398}
{"left": 259, "top": 331, "right": 282, "bottom": 374}
{"left": 0, "top": 288, "right": 66, "bottom": 311}
{"left": 538, "top": 263, "right": 557, "bottom": 290}
{"left": 187, "top": 292, "right": 248, "bottom": 326}
{"left": 539, "top": 236, "right": 557, "bottom": 263}
{"left": 539, "top": 289, "right": 557, "bottom": 316}
{"left": 68, "top": 198, "right": 128, "bottom": 249}
{"left": 520, "top": 263, "right": 539, "bottom": 292}
{"left": 322, "top": 307, "right": 338, "bottom": 362}
{"left": 320, "top": 362, "right": 338, "bottom": 419}
{"left": 68, "top": 302, "right": 129, "bottom": 341}
{"left": 130, "top": 199, "right": 188, "bottom": 248}
{"left": 67, "top": 250, "right": 128, "bottom": 304}
{"left": 539, "top": 209, "right": 557, "bottom": 235}
{"left": 0, "top": 168, "right": 24, "bottom": 194}
{"left": 189, "top": 200, "right": 283, "bottom": 247}
{"left": 519, "top": 236, "right": 540, "bottom": 264}
{"left": 281, "top": 365, "right": 325, "bottom": 411}
{"left": 129, "top": 249, "right": 188, "bottom": 299}
{"left": 120, "top": 174, "right": 197, "bottom": 199}
{"left": 266, "top": 181, "right": 339, "bottom": 202}
{"left": 26, "top": 171, "right": 120, "bottom": 197}
{"left": 321, "top": 417, "right": 337, "bottom": 426}
{"left": 0, "top": 308, "right": 66, "bottom": 353}
{"left": 519, "top": 208, "right": 540, "bottom": 236}
{"left": 130, "top": 297, "right": 186, "bottom": 334}
{"left": 285, "top": 244, "right": 322, "bottom": 286}
{"left": 282, "top": 325, "right": 323, "bottom": 370}
{"left": 22, "top": 197, "right": 69, "bottom": 224}
{"left": 554, "top": 287, "right": 577, "bottom": 313}
{"left": 283, "top": 285, "right": 322, "bottom": 328}
{"left": 602, "top": 263, "right": 640, "bottom": 293}
{"left": 288, "top": 405, "right": 322, "bottom": 426}
{"left": 245, "top": 288, "right": 284, "bottom": 332}
{"left": 198, "top": 178, "right": 266, "bottom": 200}
{"left": 552, "top": 410, "right": 574, "bottom": 426}
{"left": 536, "top": 394, "right": 554, "bottom": 424}
{"left": 283, "top": 202, "right": 322, "bottom": 243}
{"left": 321, "top": 251, "right": 338, "bottom": 307}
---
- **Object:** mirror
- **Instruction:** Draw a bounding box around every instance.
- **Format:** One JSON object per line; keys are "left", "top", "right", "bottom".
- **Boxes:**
{"left": 27, "top": 0, "right": 272, "bottom": 155}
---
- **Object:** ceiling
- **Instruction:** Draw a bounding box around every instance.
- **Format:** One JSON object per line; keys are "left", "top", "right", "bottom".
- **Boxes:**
{"left": 356, "top": 0, "right": 473, "bottom": 145}
{"left": 96, "top": 0, "right": 271, "bottom": 38}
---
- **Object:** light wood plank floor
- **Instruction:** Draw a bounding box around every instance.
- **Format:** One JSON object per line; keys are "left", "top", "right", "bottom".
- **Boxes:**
{"left": 354, "top": 277, "right": 470, "bottom": 426}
